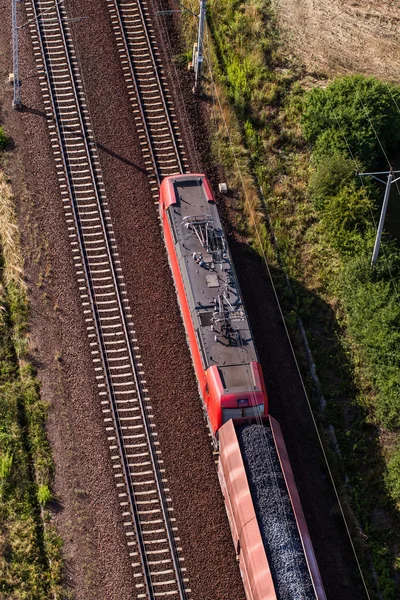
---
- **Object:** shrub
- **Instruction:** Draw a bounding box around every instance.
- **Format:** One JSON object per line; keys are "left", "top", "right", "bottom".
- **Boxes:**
{"left": 226, "top": 56, "right": 254, "bottom": 112}
{"left": 321, "top": 183, "right": 375, "bottom": 254}
{"left": 37, "top": 484, "right": 52, "bottom": 507}
{"left": 386, "top": 445, "right": 400, "bottom": 505}
{"left": 309, "top": 152, "right": 356, "bottom": 209}
{"left": 301, "top": 75, "right": 400, "bottom": 167}
{"left": 0, "top": 452, "right": 13, "bottom": 485}
{"left": 0, "top": 127, "right": 9, "bottom": 152}
{"left": 340, "top": 253, "right": 400, "bottom": 429}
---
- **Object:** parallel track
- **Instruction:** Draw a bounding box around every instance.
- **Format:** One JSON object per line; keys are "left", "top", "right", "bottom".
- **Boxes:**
{"left": 26, "top": 1, "right": 190, "bottom": 598}
{"left": 107, "top": 0, "right": 189, "bottom": 194}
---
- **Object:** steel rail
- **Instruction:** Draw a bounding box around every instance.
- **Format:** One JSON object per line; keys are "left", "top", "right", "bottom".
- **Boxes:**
{"left": 110, "top": 0, "right": 160, "bottom": 184}
{"left": 129, "top": 0, "right": 184, "bottom": 176}
{"left": 29, "top": 1, "right": 154, "bottom": 597}
{"left": 28, "top": 1, "right": 188, "bottom": 598}
{"left": 109, "top": 0, "right": 186, "bottom": 184}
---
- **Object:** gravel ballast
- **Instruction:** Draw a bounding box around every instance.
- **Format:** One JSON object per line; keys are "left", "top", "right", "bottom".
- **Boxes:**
{"left": 0, "top": 0, "right": 245, "bottom": 598}
{"left": 238, "top": 424, "right": 316, "bottom": 600}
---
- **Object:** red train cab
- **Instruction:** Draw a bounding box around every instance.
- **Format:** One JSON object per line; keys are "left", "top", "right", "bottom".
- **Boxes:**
{"left": 159, "top": 174, "right": 267, "bottom": 439}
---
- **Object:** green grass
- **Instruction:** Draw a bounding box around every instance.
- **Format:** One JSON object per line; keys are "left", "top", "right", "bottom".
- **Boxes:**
{"left": 0, "top": 166, "right": 63, "bottom": 598}
{"left": 0, "top": 127, "right": 9, "bottom": 152}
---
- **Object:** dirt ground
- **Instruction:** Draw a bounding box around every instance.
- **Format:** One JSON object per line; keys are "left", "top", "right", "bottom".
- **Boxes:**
{"left": 273, "top": 0, "right": 400, "bottom": 81}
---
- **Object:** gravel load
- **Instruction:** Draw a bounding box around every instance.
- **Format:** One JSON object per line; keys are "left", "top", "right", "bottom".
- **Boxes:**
{"left": 238, "top": 424, "right": 316, "bottom": 600}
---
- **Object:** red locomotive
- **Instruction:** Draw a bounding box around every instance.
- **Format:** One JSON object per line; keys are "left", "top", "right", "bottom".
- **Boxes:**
{"left": 159, "top": 173, "right": 267, "bottom": 440}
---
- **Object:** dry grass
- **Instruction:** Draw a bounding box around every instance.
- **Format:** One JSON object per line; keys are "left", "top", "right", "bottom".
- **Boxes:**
{"left": 0, "top": 172, "right": 25, "bottom": 289}
{"left": 273, "top": 0, "right": 400, "bottom": 82}
{"left": 209, "top": 78, "right": 268, "bottom": 247}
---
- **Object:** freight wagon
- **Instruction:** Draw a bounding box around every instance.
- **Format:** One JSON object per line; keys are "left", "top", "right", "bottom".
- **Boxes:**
{"left": 219, "top": 418, "right": 327, "bottom": 600}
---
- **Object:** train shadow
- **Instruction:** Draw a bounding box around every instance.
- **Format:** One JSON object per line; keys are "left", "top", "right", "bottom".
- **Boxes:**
{"left": 220, "top": 221, "right": 399, "bottom": 598}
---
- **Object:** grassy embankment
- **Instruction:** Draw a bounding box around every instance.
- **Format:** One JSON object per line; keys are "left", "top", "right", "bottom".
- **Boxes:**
{"left": 0, "top": 127, "right": 63, "bottom": 598}
{"left": 178, "top": 1, "right": 400, "bottom": 597}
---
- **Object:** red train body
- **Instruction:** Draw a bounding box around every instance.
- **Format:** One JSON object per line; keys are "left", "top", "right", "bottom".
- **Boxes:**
{"left": 159, "top": 174, "right": 267, "bottom": 438}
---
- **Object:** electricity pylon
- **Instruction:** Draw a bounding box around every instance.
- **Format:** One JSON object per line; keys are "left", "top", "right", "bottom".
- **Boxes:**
{"left": 358, "top": 169, "right": 400, "bottom": 265}
{"left": 11, "top": 0, "right": 22, "bottom": 109}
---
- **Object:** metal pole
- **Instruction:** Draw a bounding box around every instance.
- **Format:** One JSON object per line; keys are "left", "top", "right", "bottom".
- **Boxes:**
{"left": 371, "top": 173, "right": 392, "bottom": 266}
{"left": 193, "top": 0, "right": 206, "bottom": 94}
{"left": 12, "top": 0, "right": 22, "bottom": 109}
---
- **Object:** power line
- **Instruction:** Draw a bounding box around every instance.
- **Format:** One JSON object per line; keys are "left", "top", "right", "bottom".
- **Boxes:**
{"left": 203, "top": 28, "right": 372, "bottom": 600}
{"left": 357, "top": 170, "right": 400, "bottom": 265}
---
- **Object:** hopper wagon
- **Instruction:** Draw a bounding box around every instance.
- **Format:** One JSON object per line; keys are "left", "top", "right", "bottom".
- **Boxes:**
{"left": 218, "top": 418, "right": 327, "bottom": 600}
{"left": 159, "top": 174, "right": 327, "bottom": 600}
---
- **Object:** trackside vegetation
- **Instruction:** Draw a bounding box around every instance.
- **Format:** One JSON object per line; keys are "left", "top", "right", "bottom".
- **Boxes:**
{"left": 180, "top": 0, "right": 400, "bottom": 597}
{"left": 301, "top": 76, "right": 400, "bottom": 433}
{"left": 0, "top": 126, "right": 63, "bottom": 598}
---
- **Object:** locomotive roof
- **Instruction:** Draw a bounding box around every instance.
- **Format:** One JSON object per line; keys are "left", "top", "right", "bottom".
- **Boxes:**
{"left": 165, "top": 175, "right": 259, "bottom": 392}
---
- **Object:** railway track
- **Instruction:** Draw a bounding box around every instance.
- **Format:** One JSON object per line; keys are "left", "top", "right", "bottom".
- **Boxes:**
{"left": 107, "top": 0, "right": 189, "bottom": 196}
{"left": 26, "top": 1, "right": 190, "bottom": 598}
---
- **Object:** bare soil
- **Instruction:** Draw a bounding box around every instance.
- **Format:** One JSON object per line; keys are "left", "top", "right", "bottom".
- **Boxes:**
{"left": 273, "top": 0, "right": 400, "bottom": 81}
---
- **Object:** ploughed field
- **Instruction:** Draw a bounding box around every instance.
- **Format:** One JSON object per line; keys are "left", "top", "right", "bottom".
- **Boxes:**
{"left": 274, "top": 0, "right": 400, "bottom": 81}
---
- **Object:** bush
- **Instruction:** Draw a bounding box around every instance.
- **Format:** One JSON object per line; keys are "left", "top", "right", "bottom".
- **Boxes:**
{"left": 0, "top": 127, "right": 9, "bottom": 151}
{"left": 309, "top": 152, "right": 356, "bottom": 209}
{"left": 37, "top": 484, "right": 52, "bottom": 507}
{"left": 321, "top": 183, "right": 375, "bottom": 254}
{"left": 386, "top": 445, "right": 400, "bottom": 505}
{"left": 301, "top": 75, "right": 400, "bottom": 167}
{"left": 0, "top": 452, "right": 13, "bottom": 486}
{"left": 226, "top": 56, "right": 254, "bottom": 112}
{"left": 340, "top": 253, "right": 400, "bottom": 429}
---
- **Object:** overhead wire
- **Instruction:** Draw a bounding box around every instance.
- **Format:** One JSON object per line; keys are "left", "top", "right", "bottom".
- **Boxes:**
{"left": 382, "top": 80, "right": 400, "bottom": 202}
{"left": 194, "top": 35, "right": 313, "bottom": 595}
{"left": 343, "top": 76, "right": 400, "bottom": 302}
{"left": 202, "top": 24, "right": 373, "bottom": 600}
{"left": 354, "top": 83, "right": 400, "bottom": 200}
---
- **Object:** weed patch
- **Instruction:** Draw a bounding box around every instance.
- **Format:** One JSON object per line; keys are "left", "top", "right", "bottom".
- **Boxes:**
{"left": 0, "top": 168, "right": 63, "bottom": 598}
